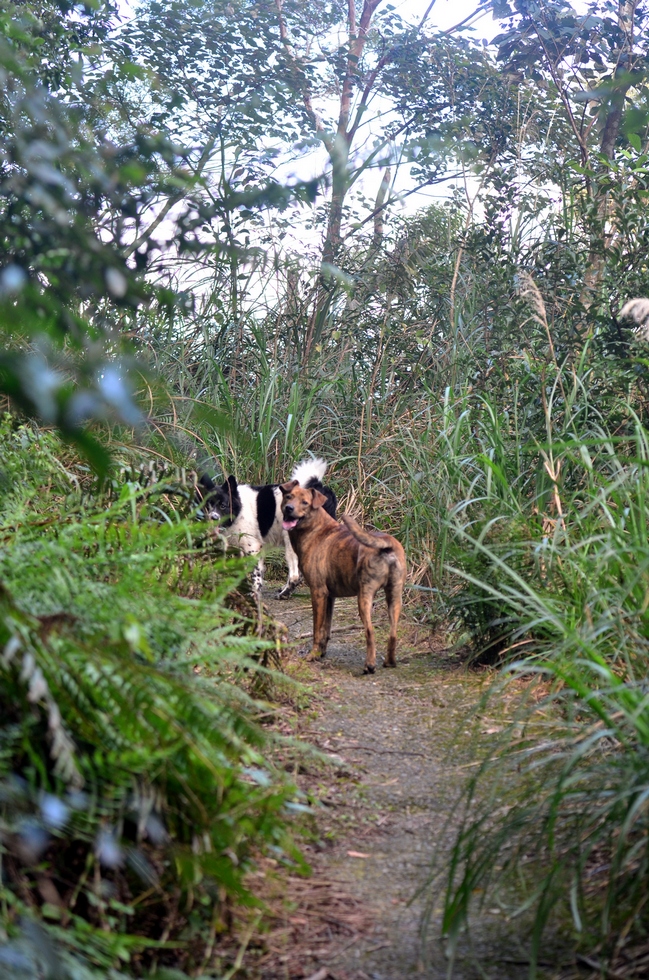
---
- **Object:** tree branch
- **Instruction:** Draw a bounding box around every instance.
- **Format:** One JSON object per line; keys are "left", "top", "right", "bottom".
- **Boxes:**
{"left": 532, "top": 24, "right": 590, "bottom": 170}
{"left": 124, "top": 139, "right": 215, "bottom": 259}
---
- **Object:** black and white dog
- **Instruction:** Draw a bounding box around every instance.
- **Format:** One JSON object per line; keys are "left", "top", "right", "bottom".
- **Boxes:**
{"left": 197, "top": 458, "right": 337, "bottom": 599}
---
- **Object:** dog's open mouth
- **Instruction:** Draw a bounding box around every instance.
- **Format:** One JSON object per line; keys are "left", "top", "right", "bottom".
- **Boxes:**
{"left": 282, "top": 518, "right": 299, "bottom": 531}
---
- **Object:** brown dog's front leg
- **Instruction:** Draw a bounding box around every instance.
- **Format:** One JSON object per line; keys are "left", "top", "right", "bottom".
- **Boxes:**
{"left": 358, "top": 589, "right": 377, "bottom": 674}
{"left": 307, "top": 590, "right": 329, "bottom": 660}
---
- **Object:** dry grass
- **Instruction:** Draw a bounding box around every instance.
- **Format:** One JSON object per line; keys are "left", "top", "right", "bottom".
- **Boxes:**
{"left": 224, "top": 857, "right": 374, "bottom": 980}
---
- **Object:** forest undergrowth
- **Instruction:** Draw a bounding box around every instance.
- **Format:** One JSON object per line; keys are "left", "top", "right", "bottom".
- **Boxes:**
{"left": 0, "top": 417, "right": 313, "bottom": 979}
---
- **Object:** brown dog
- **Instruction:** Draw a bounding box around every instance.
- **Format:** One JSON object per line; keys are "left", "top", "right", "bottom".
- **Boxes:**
{"left": 280, "top": 481, "right": 407, "bottom": 674}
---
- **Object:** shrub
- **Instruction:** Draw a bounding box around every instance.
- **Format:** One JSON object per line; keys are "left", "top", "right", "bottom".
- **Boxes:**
{"left": 0, "top": 418, "right": 302, "bottom": 978}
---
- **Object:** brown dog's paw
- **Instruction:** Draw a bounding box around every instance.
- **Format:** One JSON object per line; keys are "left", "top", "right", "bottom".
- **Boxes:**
{"left": 305, "top": 648, "right": 325, "bottom": 662}
{"left": 362, "top": 664, "right": 376, "bottom": 675}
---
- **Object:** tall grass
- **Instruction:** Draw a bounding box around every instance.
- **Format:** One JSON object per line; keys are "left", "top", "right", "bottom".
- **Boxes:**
{"left": 434, "top": 654, "right": 649, "bottom": 975}
{"left": 410, "top": 363, "right": 649, "bottom": 972}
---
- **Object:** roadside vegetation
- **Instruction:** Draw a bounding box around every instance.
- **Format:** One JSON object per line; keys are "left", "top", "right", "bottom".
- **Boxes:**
{"left": 3, "top": 0, "right": 649, "bottom": 976}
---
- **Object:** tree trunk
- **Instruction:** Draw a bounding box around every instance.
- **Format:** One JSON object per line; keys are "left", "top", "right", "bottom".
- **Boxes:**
{"left": 321, "top": 135, "right": 351, "bottom": 267}
{"left": 582, "top": 0, "right": 636, "bottom": 305}
{"left": 599, "top": 0, "right": 635, "bottom": 161}
{"left": 372, "top": 166, "right": 391, "bottom": 248}
{"left": 320, "top": 0, "right": 384, "bottom": 270}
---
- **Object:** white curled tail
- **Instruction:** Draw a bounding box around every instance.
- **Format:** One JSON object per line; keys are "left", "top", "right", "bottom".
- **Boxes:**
{"left": 290, "top": 456, "right": 328, "bottom": 486}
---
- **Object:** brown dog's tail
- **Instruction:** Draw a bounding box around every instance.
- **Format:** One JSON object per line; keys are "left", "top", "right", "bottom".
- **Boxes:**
{"left": 341, "top": 514, "right": 394, "bottom": 550}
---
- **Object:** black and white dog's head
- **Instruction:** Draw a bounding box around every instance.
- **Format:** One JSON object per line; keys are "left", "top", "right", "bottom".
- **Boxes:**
{"left": 196, "top": 474, "right": 241, "bottom": 527}
{"left": 300, "top": 475, "right": 337, "bottom": 520}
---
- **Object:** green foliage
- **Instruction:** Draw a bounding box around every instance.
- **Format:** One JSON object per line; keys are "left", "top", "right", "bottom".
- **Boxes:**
{"left": 0, "top": 0, "right": 186, "bottom": 462}
{"left": 436, "top": 653, "right": 649, "bottom": 975}
{"left": 406, "top": 361, "right": 649, "bottom": 968}
{"left": 0, "top": 0, "right": 317, "bottom": 473}
{"left": 0, "top": 418, "right": 301, "bottom": 977}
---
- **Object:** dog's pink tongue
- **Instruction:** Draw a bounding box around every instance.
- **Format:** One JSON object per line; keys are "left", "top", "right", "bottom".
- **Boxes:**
{"left": 282, "top": 519, "right": 298, "bottom": 530}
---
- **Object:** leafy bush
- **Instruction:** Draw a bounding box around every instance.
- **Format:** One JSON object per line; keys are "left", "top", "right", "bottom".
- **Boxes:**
{"left": 0, "top": 418, "right": 302, "bottom": 978}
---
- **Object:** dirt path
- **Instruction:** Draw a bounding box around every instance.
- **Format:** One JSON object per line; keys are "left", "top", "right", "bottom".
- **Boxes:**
{"left": 255, "top": 585, "right": 544, "bottom": 980}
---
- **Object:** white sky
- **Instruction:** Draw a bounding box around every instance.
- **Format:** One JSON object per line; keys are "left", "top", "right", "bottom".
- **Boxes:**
{"left": 113, "top": 0, "right": 498, "bottom": 263}
{"left": 401, "top": 0, "right": 495, "bottom": 38}
{"left": 116, "top": 0, "right": 494, "bottom": 35}
{"left": 267, "top": 1, "right": 498, "bottom": 224}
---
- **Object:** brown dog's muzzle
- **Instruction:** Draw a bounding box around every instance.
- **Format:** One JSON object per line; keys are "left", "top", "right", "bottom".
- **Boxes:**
{"left": 282, "top": 503, "right": 299, "bottom": 531}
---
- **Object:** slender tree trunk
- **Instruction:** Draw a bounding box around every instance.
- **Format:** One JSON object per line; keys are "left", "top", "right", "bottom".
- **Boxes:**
{"left": 320, "top": 0, "right": 384, "bottom": 269}
{"left": 322, "top": 136, "right": 352, "bottom": 267}
{"left": 272, "top": 0, "right": 438, "bottom": 353}
{"left": 583, "top": 0, "right": 636, "bottom": 304}
{"left": 372, "top": 166, "right": 391, "bottom": 248}
{"left": 600, "top": 0, "right": 635, "bottom": 160}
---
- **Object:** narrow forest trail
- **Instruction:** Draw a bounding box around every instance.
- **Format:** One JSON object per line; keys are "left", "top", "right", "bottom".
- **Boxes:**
{"left": 242, "top": 586, "right": 556, "bottom": 980}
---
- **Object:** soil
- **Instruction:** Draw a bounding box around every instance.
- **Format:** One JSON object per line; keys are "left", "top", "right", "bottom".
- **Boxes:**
{"left": 223, "top": 583, "right": 577, "bottom": 980}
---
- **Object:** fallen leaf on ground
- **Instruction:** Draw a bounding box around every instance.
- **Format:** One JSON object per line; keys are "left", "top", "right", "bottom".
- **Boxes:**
{"left": 304, "top": 969, "right": 329, "bottom": 980}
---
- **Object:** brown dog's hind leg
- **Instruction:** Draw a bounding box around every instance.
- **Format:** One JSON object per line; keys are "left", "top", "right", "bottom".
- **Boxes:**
{"left": 358, "top": 588, "right": 378, "bottom": 674}
{"left": 383, "top": 580, "right": 402, "bottom": 668}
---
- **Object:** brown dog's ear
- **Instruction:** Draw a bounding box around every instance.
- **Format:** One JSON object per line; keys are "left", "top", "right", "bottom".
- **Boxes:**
{"left": 311, "top": 489, "right": 328, "bottom": 509}
{"left": 280, "top": 479, "right": 299, "bottom": 495}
